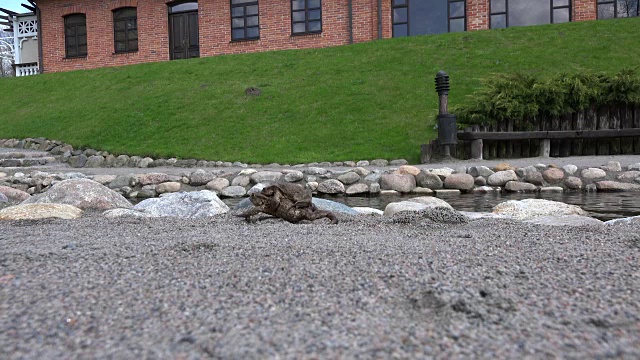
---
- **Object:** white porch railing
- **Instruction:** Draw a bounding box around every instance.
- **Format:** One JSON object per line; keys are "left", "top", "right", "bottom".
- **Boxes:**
{"left": 16, "top": 63, "right": 39, "bottom": 77}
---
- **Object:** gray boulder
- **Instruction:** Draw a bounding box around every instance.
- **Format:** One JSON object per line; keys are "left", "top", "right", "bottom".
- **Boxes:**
{"left": 380, "top": 174, "right": 416, "bottom": 193}
{"left": 523, "top": 215, "right": 603, "bottom": 227}
{"left": 206, "top": 178, "right": 230, "bottom": 192}
{"left": 605, "top": 215, "right": 640, "bottom": 226}
{"left": 85, "top": 155, "right": 105, "bottom": 168}
{"left": 109, "top": 174, "right": 136, "bottom": 189}
{"left": 562, "top": 164, "right": 578, "bottom": 175}
{"left": 488, "top": 170, "right": 519, "bottom": 186}
{"left": 595, "top": 181, "right": 640, "bottom": 192}
{"left": 492, "top": 199, "right": 587, "bottom": 220}
{"left": 317, "top": 179, "right": 346, "bottom": 194}
{"left": 468, "top": 166, "right": 494, "bottom": 178}
{"left": 407, "top": 196, "right": 453, "bottom": 209}
{"left": 0, "top": 203, "right": 83, "bottom": 220}
{"left": 250, "top": 171, "right": 282, "bottom": 184}
{"left": 69, "top": 154, "right": 87, "bottom": 168}
{"left": 220, "top": 186, "right": 247, "bottom": 198}
{"left": 190, "top": 169, "right": 216, "bottom": 186}
{"left": 617, "top": 171, "right": 640, "bottom": 181}
{"left": 505, "top": 181, "right": 537, "bottom": 192}
{"left": 628, "top": 163, "right": 640, "bottom": 171}
{"left": 231, "top": 175, "right": 251, "bottom": 187}
{"left": 443, "top": 173, "right": 474, "bottom": 190}
{"left": 581, "top": 168, "right": 607, "bottom": 180}
{"left": 600, "top": 161, "right": 622, "bottom": 172}
{"left": 22, "top": 179, "right": 132, "bottom": 210}
{"left": 565, "top": 177, "right": 583, "bottom": 190}
{"left": 0, "top": 192, "right": 7, "bottom": 203}
{"left": 337, "top": 172, "right": 361, "bottom": 185}
{"left": 346, "top": 183, "right": 369, "bottom": 195}
{"left": 283, "top": 170, "right": 304, "bottom": 182}
{"left": 132, "top": 191, "right": 229, "bottom": 218}
{"left": 370, "top": 159, "right": 389, "bottom": 167}
{"left": 0, "top": 186, "right": 31, "bottom": 202}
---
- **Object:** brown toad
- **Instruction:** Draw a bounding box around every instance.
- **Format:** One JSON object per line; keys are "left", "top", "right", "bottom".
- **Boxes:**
{"left": 237, "top": 183, "right": 338, "bottom": 224}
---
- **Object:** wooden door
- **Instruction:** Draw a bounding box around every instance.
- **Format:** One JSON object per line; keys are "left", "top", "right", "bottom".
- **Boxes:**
{"left": 169, "top": 11, "right": 199, "bottom": 60}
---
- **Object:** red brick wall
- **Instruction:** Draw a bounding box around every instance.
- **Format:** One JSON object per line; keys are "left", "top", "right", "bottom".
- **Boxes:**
{"left": 574, "top": 0, "right": 597, "bottom": 21}
{"left": 38, "top": 0, "right": 599, "bottom": 73}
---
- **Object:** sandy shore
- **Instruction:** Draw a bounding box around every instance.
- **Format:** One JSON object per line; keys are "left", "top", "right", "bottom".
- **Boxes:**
{"left": 1, "top": 213, "right": 639, "bottom": 358}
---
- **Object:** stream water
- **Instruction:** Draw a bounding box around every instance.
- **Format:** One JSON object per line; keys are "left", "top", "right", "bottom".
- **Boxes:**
{"left": 224, "top": 192, "right": 640, "bottom": 221}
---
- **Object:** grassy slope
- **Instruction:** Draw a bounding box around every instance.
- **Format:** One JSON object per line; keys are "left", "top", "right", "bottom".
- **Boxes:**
{"left": 1, "top": 17, "right": 639, "bottom": 164}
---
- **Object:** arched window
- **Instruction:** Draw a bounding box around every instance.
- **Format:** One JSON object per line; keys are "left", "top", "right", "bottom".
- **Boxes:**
{"left": 490, "top": 0, "right": 571, "bottom": 29}
{"left": 392, "top": 0, "right": 466, "bottom": 38}
{"left": 64, "top": 14, "right": 87, "bottom": 58}
{"left": 113, "top": 7, "right": 138, "bottom": 53}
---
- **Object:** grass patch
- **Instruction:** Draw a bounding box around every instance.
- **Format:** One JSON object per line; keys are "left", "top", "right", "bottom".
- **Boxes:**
{"left": 1, "top": 18, "right": 639, "bottom": 164}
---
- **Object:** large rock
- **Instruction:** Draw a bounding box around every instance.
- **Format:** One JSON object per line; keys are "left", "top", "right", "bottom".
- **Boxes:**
{"left": 617, "top": 171, "right": 640, "bottom": 181}
{"left": 416, "top": 171, "right": 443, "bottom": 190}
{"left": 383, "top": 201, "right": 430, "bottom": 217}
{"left": 429, "top": 168, "right": 454, "bottom": 179}
{"left": 581, "top": 168, "right": 607, "bottom": 180}
{"left": 156, "top": 182, "right": 181, "bottom": 194}
{"left": 628, "top": 163, "right": 640, "bottom": 171}
{"left": 22, "top": 179, "right": 132, "bottom": 210}
{"left": 565, "top": 177, "right": 583, "bottom": 190}
{"left": 220, "top": 186, "right": 247, "bottom": 198}
{"left": 250, "top": 171, "right": 282, "bottom": 184}
{"left": 132, "top": 191, "right": 229, "bottom": 218}
{"left": 605, "top": 215, "right": 640, "bottom": 226}
{"left": 346, "top": 183, "right": 369, "bottom": 195}
{"left": 0, "top": 193, "right": 7, "bottom": 203}
{"left": 190, "top": 169, "right": 216, "bottom": 186}
{"left": 600, "top": 161, "right": 622, "bottom": 172}
{"left": 85, "top": 155, "right": 105, "bottom": 168}
{"left": 206, "top": 178, "right": 230, "bottom": 192}
{"left": 443, "top": 173, "right": 474, "bottom": 190}
{"left": 468, "top": 166, "right": 494, "bottom": 178}
{"left": 134, "top": 173, "right": 177, "bottom": 186}
{"left": 487, "top": 170, "right": 518, "bottom": 186}
{"left": 103, "top": 208, "right": 154, "bottom": 219}
{"left": 505, "top": 181, "right": 537, "bottom": 192}
{"left": 0, "top": 186, "right": 31, "bottom": 202}
{"left": 595, "top": 181, "right": 640, "bottom": 192}
{"left": 492, "top": 199, "right": 587, "bottom": 220}
{"left": 283, "top": 170, "right": 304, "bottom": 182}
{"left": 0, "top": 204, "right": 82, "bottom": 220}
{"left": 380, "top": 174, "right": 416, "bottom": 193}
{"left": 562, "top": 164, "right": 578, "bottom": 175}
{"left": 317, "top": 179, "right": 346, "bottom": 194}
{"left": 542, "top": 168, "right": 564, "bottom": 183}
{"left": 395, "top": 165, "right": 421, "bottom": 176}
{"left": 337, "top": 172, "right": 361, "bottom": 185}
{"left": 523, "top": 215, "right": 603, "bottom": 227}
{"left": 407, "top": 196, "right": 453, "bottom": 210}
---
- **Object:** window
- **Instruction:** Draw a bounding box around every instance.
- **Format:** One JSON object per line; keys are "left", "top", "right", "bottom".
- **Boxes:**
{"left": 64, "top": 14, "right": 87, "bottom": 58}
{"left": 291, "top": 0, "right": 322, "bottom": 35}
{"left": 113, "top": 7, "right": 138, "bottom": 53}
{"left": 598, "top": 0, "right": 639, "bottom": 19}
{"left": 392, "top": 0, "right": 466, "bottom": 38}
{"left": 231, "top": 0, "right": 259, "bottom": 41}
{"left": 490, "top": 0, "right": 571, "bottom": 29}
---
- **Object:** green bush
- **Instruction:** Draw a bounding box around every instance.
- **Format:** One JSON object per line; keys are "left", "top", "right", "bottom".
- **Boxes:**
{"left": 454, "top": 69, "right": 640, "bottom": 128}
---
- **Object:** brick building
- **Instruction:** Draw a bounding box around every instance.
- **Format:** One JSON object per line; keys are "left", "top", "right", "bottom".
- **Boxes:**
{"left": 29, "top": 0, "right": 638, "bottom": 73}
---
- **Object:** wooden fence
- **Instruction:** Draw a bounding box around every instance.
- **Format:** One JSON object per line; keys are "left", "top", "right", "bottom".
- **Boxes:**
{"left": 434, "top": 105, "right": 640, "bottom": 160}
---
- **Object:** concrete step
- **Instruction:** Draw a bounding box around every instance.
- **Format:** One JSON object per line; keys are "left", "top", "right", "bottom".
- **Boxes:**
{"left": 0, "top": 151, "right": 52, "bottom": 159}
{"left": 0, "top": 157, "right": 60, "bottom": 167}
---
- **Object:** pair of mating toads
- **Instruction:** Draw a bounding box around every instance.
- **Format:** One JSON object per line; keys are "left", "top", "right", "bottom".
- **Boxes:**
{"left": 237, "top": 183, "right": 338, "bottom": 224}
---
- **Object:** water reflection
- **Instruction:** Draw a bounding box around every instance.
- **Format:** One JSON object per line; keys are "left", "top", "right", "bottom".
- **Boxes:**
{"left": 223, "top": 192, "right": 640, "bottom": 221}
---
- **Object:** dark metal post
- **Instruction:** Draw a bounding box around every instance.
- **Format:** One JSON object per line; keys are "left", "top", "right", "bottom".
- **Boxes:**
{"left": 435, "top": 71, "right": 457, "bottom": 157}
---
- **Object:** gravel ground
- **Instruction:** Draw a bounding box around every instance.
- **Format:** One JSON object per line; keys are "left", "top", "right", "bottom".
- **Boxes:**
{"left": 1, "top": 214, "right": 639, "bottom": 359}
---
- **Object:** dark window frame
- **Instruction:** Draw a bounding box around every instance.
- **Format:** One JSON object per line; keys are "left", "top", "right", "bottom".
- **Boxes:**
{"left": 64, "top": 13, "right": 87, "bottom": 58}
{"left": 231, "top": 0, "right": 260, "bottom": 41}
{"left": 597, "top": 0, "right": 640, "bottom": 19}
{"left": 391, "top": 0, "right": 466, "bottom": 37}
{"left": 490, "top": 0, "right": 572, "bottom": 29}
{"left": 291, "top": 0, "right": 322, "bottom": 35}
{"left": 113, "top": 7, "right": 138, "bottom": 54}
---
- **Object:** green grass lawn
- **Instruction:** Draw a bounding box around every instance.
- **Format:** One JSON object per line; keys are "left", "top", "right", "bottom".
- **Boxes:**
{"left": 1, "top": 17, "right": 639, "bottom": 164}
